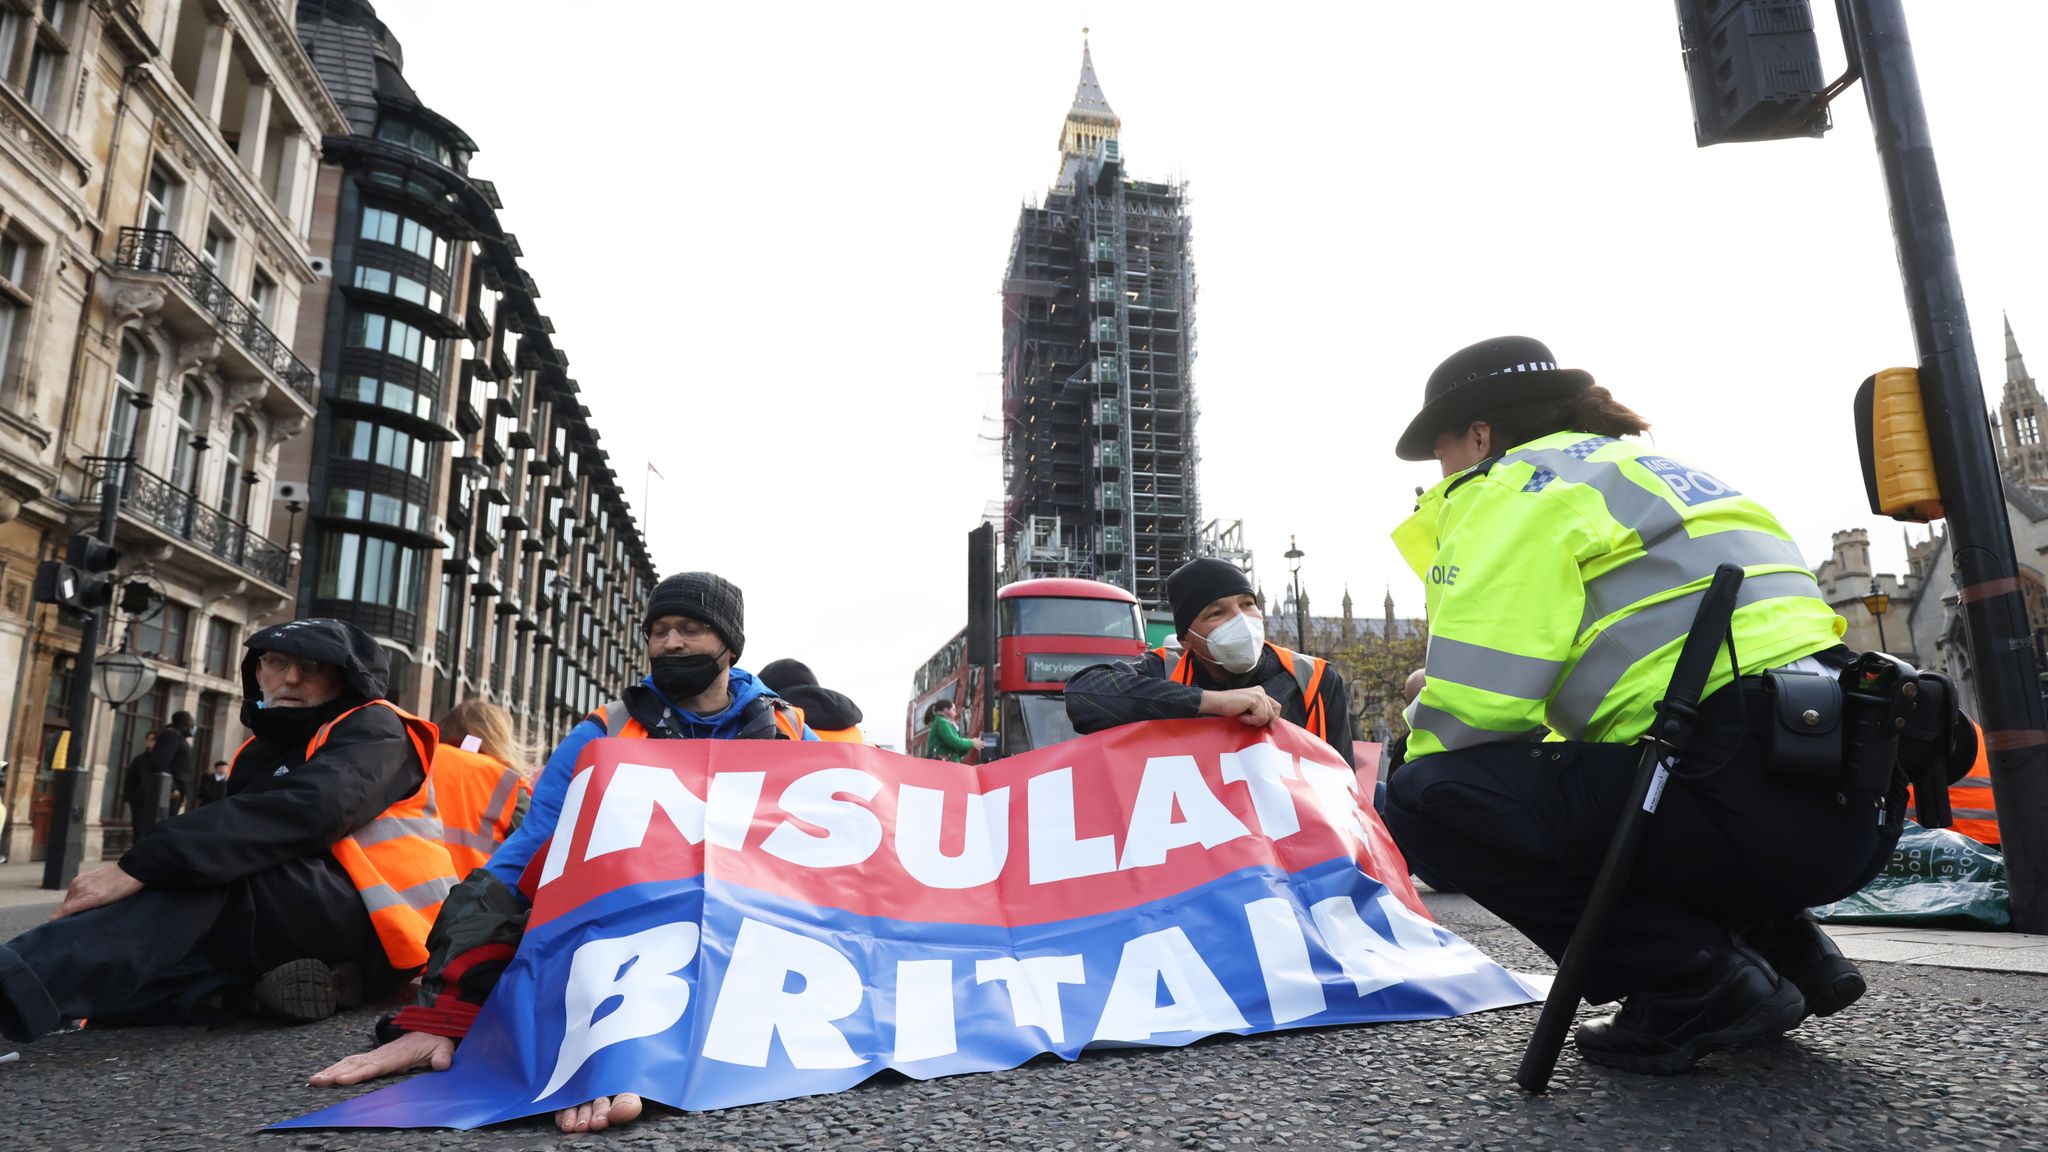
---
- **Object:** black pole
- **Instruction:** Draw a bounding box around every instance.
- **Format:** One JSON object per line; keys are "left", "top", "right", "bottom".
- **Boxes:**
{"left": 1842, "top": 0, "right": 2048, "bottom": 932}
{"left": 42, "top": 458, "right": 125, "bottom": 891}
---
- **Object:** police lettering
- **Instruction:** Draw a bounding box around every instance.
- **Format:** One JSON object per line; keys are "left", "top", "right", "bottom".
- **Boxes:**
{"left": 1427, "top": 564, "right": 1461, "bottom": 586}
{"left": 1638, "top": 456, "right": 1740, "bottom": 508}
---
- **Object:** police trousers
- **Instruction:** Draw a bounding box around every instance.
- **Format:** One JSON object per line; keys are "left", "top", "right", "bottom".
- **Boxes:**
{"left": 0, "top": 855, "right": 393, "bottom": 1042}
{"left": 1384, "top": 680, "right": 1896, "bottom": 1004}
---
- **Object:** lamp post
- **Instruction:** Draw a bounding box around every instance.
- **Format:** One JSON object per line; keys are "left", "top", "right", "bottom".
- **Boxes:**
{"left": 1861, "top": 578, "right": 1891, "bottom": 654}
{"left": 1284, "top": 536, "right": 1308, "bottom": 654}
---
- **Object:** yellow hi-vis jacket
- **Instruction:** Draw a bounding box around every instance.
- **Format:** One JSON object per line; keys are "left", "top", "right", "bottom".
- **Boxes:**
{"left": 1392, "top": 431, "right": 1847, "bottom": 760}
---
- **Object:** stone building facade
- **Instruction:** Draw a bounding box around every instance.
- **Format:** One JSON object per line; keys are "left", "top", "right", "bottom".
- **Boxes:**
{"left": 0, "top": 0, "right": 345, "bottom": 861}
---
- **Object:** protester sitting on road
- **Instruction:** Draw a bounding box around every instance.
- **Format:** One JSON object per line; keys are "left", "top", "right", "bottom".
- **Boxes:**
{"left": 1065, "top": 557, "right": 1356, "bottom": 767}
{"left": 922, "top": 698, "right": 977, "bottom": 762}
{"left": 430, "top": 700, "right": 534, "bottom": 879}
{"left": 194, "top": 760, "right": 232, "bottom": 808}
{"left": 1381, "top": 335, "right": 1909, "bottom": 1074}
{"left": 759, "top": 658, "right": 868, "bottom": 743}
{"left": 309, "top": 571, "right": 815, "bottom": 1135}
{"left": 0, "top": 618, "right": 454, "bottom": 1041}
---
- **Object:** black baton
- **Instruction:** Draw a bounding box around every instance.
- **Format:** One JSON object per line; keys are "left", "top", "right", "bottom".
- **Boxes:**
{"left": 1515, "top": 563, "right": 1746, "bottom": 1093}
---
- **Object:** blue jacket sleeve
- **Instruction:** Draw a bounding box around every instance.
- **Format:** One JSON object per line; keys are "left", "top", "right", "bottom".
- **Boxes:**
{"left": 485, "top": 719, "right": 604, "bottom": 890}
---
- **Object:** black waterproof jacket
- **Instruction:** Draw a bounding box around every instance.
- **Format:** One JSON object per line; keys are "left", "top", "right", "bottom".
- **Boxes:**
{"left": 122, "top": 725, "right": 191, "bottom": 807}
{"left": 118, "top": 619, "right": 428, "bottom": 895}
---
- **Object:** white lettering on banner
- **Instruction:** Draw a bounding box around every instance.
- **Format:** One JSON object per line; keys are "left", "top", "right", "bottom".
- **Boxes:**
{"left": 702, "top": 918, "right": 865, "bottom": 1069}
{"left": 584, "top": 764, "right": 764, "bottom": 861}
{"left": 539, "top": 767, "right": 595, "bottom": 888}
{"left": 896, "top": 784, "right": 1011, "bottom": 889}
{"left": 1118, "top": 756, "right": 1253, "bottom": 870}
{"left": 1311, "top": 894, "right": 1481, "bottom": 998}
{"left": 1026, "top": 767, "right": 1118, "bottom": 884}
{"left": 1299, "top": 759, "right": 1371, "bottom": 846}
{"left": 974, "top": 954, "right": 1087, "bottom": 1043}
{"left": 761, "top": 769, "right": 885, "bottom": 868}
{"left": 1218, "top": 744, "right": 1303, "bottom": 841}
{"left": 1093, "top": 926, "right": 1250, "bottom": 1041}
{"left": 891, "top": 959, "right": 957, "bottom": 1063}
{"left": 536, "top": 922, "right": 700, "bottom": 1101}
{"left": 1243, "top": 897, "right": 1326, "bottom": 1024}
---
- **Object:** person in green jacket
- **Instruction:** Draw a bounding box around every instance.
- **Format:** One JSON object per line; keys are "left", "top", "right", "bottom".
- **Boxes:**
{"left": 1383, "top": 335, "right": 1924, "bottom": 1077}
{"left": 922, "top": 699, "right": 976, "bottom": 762}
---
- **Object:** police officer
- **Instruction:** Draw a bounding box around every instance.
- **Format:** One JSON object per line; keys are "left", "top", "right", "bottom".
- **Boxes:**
{"left": 1382, "top": 336, "right": 1892, "bottom": 1075}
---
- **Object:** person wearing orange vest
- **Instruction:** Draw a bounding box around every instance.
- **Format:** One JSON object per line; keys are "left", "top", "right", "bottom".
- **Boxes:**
{"left": 311, "top": 571, "right": 813, "bottom": 1134}
{"left": 431, "top": 699, "right": 535, "bottom": 878}
{"left": 1064, "top": 557, "right": 1357, "bottom": 768}
{"left": 758, "top": 658, "right": 869, "bottom": 743}
{"left": 1911, "top": 719, "right": 1996, "bottom": 846}
{"left": 0, "top": 618, "right": 452, "bottom": 1042}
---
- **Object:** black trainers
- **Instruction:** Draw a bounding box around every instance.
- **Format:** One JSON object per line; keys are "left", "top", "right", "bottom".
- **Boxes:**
{"left": 248, "top": 959, "right": 363, "bottom": 1026}
{"left": 1573, "top": 945, "right": 1806, "bottom": 1075}
{"left": 1744, "top": 914, "right": 1866, "bottom": 1019}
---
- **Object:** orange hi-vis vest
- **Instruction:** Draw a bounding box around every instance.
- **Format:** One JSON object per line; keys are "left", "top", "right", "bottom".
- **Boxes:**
{"left": 586, "top": 695, "right": 806, "bottom": 741}
{"left": 1950, "top": 721, "right": 1998, "bottom": 847}
{"left": 813, "top": 725, "right": 866, "bottom": 744}
{"left": 1153, "top": 642, "right": 1331, "bottom": 741}
{"left": 309, "top": 700, "right": 457, "bottom": 970}
{"left": 432, "top": 744, "right": 531, "bottom": 877}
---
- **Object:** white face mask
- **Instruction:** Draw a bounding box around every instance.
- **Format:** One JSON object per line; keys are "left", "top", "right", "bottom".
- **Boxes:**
{"left": 1197, "top": 612, "right": 1265, "bottom": 674}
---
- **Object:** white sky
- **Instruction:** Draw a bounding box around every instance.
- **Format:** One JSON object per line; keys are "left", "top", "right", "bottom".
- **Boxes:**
{"left": 370, "top": 1, "right": 2048, "bottom": 746}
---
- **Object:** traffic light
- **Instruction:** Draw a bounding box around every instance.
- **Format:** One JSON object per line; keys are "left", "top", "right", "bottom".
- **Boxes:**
{"left": 1854, "top": 368, "right": 1944, "bottom": 522}
{"left": 30, "top": 533, "right": 120, "bottom": 614}
{"left": 1673, "top": 0, "right": 1829, "bottom": 146}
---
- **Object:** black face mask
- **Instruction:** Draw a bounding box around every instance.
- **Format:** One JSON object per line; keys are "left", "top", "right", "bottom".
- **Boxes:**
{"left": 650, "top": 652, "right": 726, "bottom": 702}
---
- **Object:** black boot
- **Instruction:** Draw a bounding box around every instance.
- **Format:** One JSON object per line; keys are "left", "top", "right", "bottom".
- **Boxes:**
{"left": 248, "top": 959, "right": 363, "bottom": 1025}
{"left": 1573, "top": 945, "right": 1805, "bottom": 1075}
{"left": 1744, "top": 914, "right": 1865, "bottom": 1019}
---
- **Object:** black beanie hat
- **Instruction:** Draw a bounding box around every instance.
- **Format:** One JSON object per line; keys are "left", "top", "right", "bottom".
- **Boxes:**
{"left": 644, "top": 571, "right": 746, "bottom": 658}
{"left": 756, "top": 659, "right": 817, "bottom": 692}
{"left": 1167, "top": 558, "right": 1257, "bottom": 637}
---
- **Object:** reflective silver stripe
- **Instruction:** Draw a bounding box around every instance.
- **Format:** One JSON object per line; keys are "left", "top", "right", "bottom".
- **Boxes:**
{"left": 1279, "top": 648, "right": 1316, "bottom": 700}
{"left": 481, "top": 768, "right": 522, "bottom": 830}
{"left": 1950, "top": 778, "right": 1993, "bottom": 792}
{"left": 1426, "top": 635, "right": 1565, "bottom": 700}
{"left": 1548, "top": 569, "right": 1825, "bottom": 739}
{"left": 1502, "top": 444, "right": 1810, "bottom": 632}
{"left": 1158, "top": 649, "right": 1183, "bottom": 681}
{"left": 348, "top": 816, "right": 445, "bottom": 848}
{"left": 445, "top": 827, "right": 503, "bottom": 854}
{"left": 419, "top": 779, "right": 438, "bottom": 820}
{"left": 359, "top": 875, "right": 453, "bottom": 914}
{"left": 1952, "top": 808, "right": 2000, "bottom": 821}
{"left": 1410, "top": 701, "right": 1547, "bottom": 752}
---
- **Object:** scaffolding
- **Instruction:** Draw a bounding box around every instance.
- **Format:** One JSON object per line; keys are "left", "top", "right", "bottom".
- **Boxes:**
{"left": 999, "top": 139, "right": 1200, "bottom": 615}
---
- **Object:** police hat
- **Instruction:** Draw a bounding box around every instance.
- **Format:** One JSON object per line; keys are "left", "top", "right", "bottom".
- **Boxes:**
{"left": 1394, "top": 336, "right": 1595, "bottom": 461}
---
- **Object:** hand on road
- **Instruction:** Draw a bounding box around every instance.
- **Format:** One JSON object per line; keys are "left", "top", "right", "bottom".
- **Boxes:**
{"left": 309, "top": 1031, "right": 454, "bottom": 1086}
{"left": 1202, "top": 687, "right": 1283, "bottom": 727}
{"left": 51, "top": 863, "right": 144, "bottom": 920}
{"left": 557, "top": 1094, "right": 643, "bottom": 1133}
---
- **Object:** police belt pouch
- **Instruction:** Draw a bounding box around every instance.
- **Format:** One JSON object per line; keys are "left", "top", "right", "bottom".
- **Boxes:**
{"left": 1759, "top": 669, "right": 1844, "bottom": 781}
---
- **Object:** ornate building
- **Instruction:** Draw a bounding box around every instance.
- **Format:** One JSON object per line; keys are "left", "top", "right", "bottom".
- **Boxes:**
{"left": 295, "top": 0, "right": 653, "bottom": 749}
{"left": 1, "top": 0, "right": 345, "bottom": 861}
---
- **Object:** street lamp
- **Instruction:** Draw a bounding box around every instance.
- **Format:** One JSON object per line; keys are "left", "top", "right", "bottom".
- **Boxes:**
{"left": 94, "top": 646, "right": 157, "bottom": 705}
{"left": 1284, "top": 535, "right": 1308, "bottom": 654}
{"left": 1862, "top": 578, "right": 1891, "bottom": 654}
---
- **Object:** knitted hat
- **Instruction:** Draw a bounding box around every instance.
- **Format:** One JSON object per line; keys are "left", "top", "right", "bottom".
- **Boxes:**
{"left": 644, "top": 571, "right": 745, "bottom": 658}
{"left": 1166, "top": 558, "right": 1257, "bottom": 638}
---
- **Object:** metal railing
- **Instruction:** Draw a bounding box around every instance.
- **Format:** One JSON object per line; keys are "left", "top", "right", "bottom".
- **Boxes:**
{"left": 87, "top": 459, "right": 293, "bottom": 586}
{"left": 113, "top": 228, "right": 319, "bottom": 406}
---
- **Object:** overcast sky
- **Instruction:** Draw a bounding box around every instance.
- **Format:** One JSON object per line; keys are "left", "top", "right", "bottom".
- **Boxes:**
{"left": 369, "top": 1, "right": 2047, "bottom": 747}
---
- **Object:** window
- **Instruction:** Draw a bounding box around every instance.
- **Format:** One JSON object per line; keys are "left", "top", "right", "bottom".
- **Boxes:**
{"left": 323, "top": 486, "right": 424, "bottom": 532}
{"left": 103, "top": 680, "right": 169, "bottom": 821}
{"left": 219, "top": 416, "right": 253, "bottom": 522}
{"left": 133, "top": 599, "right": 191, "bottom": 665}
{"left": 332, "top": 418, "right": 430, "bottom": 476}
{"left": 0, "top": 228, "right": 35, "bottom": 397}
{"left": 358, "top": 207, "right": 445, "bottom": 264}
{"left": 170, "top": 382, "right": 210, "bottom": 492}
{"left": 352, "top": 264, "right": 443, "bottom": 314}
{"left": 107, "top": 335, "right": 147, "bottom": 457}
{"left": 249, "top": 270, "right": 276, "bottom": 323}
{"left": 374, "top": 116, "right": 453, "bottom": 166}
{"left": 196, "top": 689, "right": 229, "bottom": 772}
{"left": 200, "top": 224, "right": 229, "bottom": 279}
{"left": 202, "top": 617, "right": 236, "bottom": 678}
{"left": 142, "top": 167, "right": 179, "bottom": 234}
{"left": 339, "top": 373, "right": 435, "bottom": 420}
{"left": 346, "top": 309, "right": 440, "bottom": 371}
{"left": 316, "top": 531, "right": 421, "bottom": 609}
{"left": 16, "top": 0, "right": 71, "bottom": 116}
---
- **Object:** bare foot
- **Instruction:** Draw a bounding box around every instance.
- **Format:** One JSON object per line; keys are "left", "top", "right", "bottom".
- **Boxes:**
{"left": 555, "top": 1093, "right": 644, "bottom": 1133}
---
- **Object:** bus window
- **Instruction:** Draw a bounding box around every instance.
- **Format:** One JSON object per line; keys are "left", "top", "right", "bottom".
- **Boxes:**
{"left": 1001, "top": 693, "right": 1083, "bottom": 756}
{"left": 1001, "top": 597, "right": 1143, "bottom": 640}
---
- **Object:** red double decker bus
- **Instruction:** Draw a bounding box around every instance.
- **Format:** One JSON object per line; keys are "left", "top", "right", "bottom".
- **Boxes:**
{"left": 906, "top": 578, "right": 1146, "bottom": 761}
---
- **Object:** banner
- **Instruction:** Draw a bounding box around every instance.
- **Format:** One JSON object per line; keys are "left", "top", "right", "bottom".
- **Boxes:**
{"left": 283, "top": 719, "right": 1538, "bottom": 1129}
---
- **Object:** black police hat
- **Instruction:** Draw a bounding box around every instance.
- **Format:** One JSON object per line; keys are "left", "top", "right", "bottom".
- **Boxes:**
{"left": 1394, "top": 336, "right": 1595, "bottom": 461}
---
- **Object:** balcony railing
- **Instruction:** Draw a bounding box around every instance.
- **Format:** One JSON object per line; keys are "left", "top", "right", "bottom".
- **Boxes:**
{"left": 113, "top": 228, "right": 319, "bottom": 406}
{"left": 87, "top": 460, "right": 293, "bottom": 587}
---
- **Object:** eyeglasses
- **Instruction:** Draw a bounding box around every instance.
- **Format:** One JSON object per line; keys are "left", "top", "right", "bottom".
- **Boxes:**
{"left": 256, "top": 652, "right": 328, "bottom": 679}
{"left": 647, "top": 619, "right": 716, "bottom": 644}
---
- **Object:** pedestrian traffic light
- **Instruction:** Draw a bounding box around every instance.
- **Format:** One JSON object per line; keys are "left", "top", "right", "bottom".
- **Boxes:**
{"left": 1673, "top": 0, "right": 1829, "bottom": 146}
{"left": 32, "top": 533, "right": 121, "bottom": 614}
{"left": 1854, "top": 368, "right": 1944, "bottom": 522}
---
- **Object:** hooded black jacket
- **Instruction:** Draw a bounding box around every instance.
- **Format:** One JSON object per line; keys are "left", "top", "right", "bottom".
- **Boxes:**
{"left": 118, "top": 618, "right": 429, "bottom": 890}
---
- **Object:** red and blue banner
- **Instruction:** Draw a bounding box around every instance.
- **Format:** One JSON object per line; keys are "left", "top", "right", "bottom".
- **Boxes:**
{"left": 284, "top": 719, "right": 1538, "bottom": 1129}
